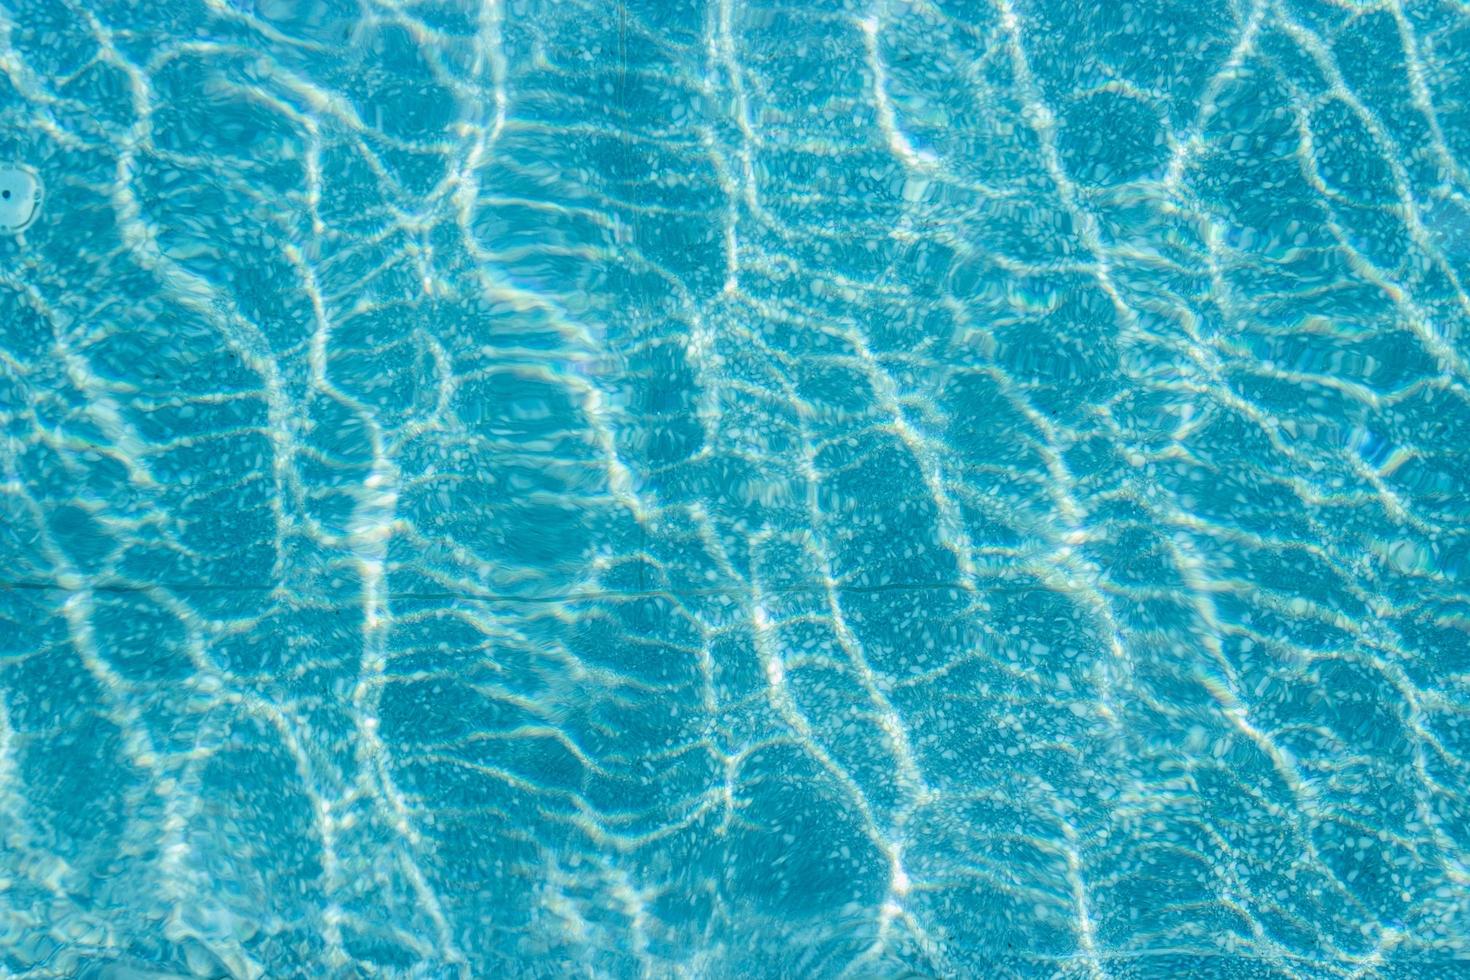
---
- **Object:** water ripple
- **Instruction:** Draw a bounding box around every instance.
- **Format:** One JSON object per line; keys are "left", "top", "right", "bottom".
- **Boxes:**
{"left": 2, "top": 0, "right": 1469, "bottom": 976}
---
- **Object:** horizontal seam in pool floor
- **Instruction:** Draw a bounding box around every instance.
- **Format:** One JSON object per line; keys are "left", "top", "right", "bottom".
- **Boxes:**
{"left": 2, "top": 577, "right": 1088, "bottom": 602}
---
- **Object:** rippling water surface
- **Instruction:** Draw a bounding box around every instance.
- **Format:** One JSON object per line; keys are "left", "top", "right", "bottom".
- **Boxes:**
{"left": 3, "top": 0, "right": 1470, "bottom": 976}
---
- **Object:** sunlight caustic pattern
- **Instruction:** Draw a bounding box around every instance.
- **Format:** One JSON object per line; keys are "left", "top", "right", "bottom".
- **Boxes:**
{"left": 2, "top": 0, "right": 1470, "bottom": 976}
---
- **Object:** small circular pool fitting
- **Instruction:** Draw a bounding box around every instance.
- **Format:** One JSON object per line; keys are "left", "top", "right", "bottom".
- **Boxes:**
{"left": 0, "top": 164, "right": 43, "bottom": 234}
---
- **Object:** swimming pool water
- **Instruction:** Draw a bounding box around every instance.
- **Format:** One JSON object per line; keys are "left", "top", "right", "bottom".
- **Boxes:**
{"left": 2, "top": 0, "right": 1470, "bottom": 976}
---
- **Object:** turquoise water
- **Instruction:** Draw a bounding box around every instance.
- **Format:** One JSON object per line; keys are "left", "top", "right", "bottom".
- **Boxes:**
{"left": 2, "top": 0, "right": 1470, "bottom": 976}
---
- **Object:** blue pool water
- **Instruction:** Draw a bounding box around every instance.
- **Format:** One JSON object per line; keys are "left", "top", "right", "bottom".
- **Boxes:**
{"left": 2, "top": 0, "right": 1470, "bottom": 976}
